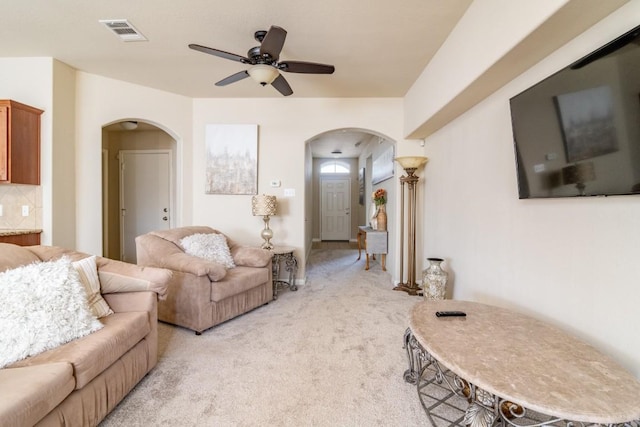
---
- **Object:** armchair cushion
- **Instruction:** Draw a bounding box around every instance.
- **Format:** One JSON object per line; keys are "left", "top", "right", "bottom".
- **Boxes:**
{"left": 96, "top": 262, "right": 173, "bottom": 298}
{"left": 231, "top": 246, "right": 272, "bottom": 268}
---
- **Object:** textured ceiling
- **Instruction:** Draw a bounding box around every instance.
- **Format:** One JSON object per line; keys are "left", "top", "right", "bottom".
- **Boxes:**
{"left": 2, "top": 1, "right": 473, "bottom": 157}
{"left": 0, "top": 0, "right": 472, "bottom": 99}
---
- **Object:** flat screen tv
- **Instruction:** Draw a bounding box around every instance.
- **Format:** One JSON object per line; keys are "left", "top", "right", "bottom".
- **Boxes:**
{"left": 509, "top": 24, "right": 640, "bottom": 199}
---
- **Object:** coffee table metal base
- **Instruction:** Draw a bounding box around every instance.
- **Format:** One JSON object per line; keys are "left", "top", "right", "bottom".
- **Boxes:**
{"left": 403, "top": 328, "right": 640, "bottom": 427}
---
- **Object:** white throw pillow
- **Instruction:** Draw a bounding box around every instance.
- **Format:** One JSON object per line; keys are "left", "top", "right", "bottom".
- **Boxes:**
{"left": 73, "top": 256, "right": 113, "bottom": 318}
{"left": 0, "top": 257, "right": 104, "bottom": 368}
{"left": 180, "top": 233, "right": 236, "bottom": 268}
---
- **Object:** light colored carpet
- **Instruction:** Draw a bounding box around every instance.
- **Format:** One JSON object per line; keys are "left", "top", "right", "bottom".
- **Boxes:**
{"left": 100, "top": 248, "right": 428, "bottom": 426}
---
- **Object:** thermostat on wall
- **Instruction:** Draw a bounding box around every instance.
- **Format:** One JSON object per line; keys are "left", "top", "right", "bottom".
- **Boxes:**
{"left": 270, "top": 180, "right": 281, "bottom": 187}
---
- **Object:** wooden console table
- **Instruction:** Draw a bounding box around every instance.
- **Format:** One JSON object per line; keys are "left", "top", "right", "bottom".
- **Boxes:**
{"left": 357, "top": 226, "right": 387, "bottom": 271}
{"left": 404, "top": 300, "right": 640, "bottom": 426}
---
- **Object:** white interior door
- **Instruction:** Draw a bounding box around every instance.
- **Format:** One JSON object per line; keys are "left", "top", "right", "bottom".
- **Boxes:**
{"left": 120, "top": 150, "right": 172, "bottom": 263}
{"left": 321, "top": 177, "right": 350, "bottom": 240}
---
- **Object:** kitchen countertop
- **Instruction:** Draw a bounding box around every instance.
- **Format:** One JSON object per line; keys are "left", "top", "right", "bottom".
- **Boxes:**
{"left": 0, "top": 229, "right": 42, "bottom": 236}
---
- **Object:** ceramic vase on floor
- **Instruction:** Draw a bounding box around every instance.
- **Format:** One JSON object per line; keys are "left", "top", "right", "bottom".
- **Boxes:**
{"left": 422, "top": 258, "right": 448, "bottom": 300}
{"left": 376, "top": 204, "right": 387, "bottom": 231}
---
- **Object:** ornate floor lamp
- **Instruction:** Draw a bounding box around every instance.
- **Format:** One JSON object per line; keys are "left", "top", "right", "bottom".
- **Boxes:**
{"left": 251, "top": 194, "right": 277, "bottom": 249}
{"left": 393, "top": 156, "right": 428, "bottom": 295}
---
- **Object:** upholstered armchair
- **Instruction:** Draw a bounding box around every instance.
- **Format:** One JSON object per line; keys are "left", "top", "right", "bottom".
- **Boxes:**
{"left": 135, "top": 226, "right": 273, "bottom": 334}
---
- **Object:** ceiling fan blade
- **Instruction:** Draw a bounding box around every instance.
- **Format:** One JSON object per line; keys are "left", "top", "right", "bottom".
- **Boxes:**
{"left": 260, "top": 26, "right": 287, "bottom": 60}
{"left": 189, "top": 44, "right": 250, "bottom": 63}
{"left": 279, "top": 61, "right": 335, "bottom": 74}
{"left": 215, "top": 70, "right": 250, "bottom": 86}
{"left": 271, "top": 74, "right": 293, "bottom": 96}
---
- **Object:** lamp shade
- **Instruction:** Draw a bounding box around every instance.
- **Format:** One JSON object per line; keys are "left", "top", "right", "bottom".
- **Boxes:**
{"left": 394, "top": 156, "right": 429, "bottom": 170}
{"left": 247, "top": 64, "right": 279, "bottom": 85}
{"left": 252, "top": 195, "right": 277, "bottom": 216}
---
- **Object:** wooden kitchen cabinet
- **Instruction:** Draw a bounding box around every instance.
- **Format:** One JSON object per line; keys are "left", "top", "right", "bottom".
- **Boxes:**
{"left": 0, "top": 231, "right": 41, "bottom": 246}
{"left": 0, "top": 100, "right": 44, "bottom": 185}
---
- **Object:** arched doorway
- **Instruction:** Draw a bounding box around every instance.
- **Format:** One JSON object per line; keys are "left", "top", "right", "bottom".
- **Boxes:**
{"left": 305, "top": 128, "right": 396, "bottom": 266}
{"left": 101, "top": 120, "right": 177, "bottom": 262}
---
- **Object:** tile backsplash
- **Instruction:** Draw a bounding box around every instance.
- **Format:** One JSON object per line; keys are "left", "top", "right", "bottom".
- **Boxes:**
{"left": 0, "top": 184, "right": 42, "bottom": 229}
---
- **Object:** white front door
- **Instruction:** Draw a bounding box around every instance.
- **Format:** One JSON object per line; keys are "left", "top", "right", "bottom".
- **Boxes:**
{"left": 320, "top": 177, "right": 351, "bottom": 240}
{"left": 120, "top": 150, "right": 172, "bottom": 263}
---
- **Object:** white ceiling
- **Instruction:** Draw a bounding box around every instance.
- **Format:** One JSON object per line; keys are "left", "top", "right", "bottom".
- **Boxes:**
{"left": 2, "top": 0, "right": 472, "bottom": 156}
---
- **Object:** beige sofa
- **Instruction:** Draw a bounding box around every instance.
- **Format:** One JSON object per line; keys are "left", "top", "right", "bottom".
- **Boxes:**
{"left": 135, "top": 226, "right": 273, "bottom": 334}
{"left": 0, "top": 243, "right": 171, "bottom": 427}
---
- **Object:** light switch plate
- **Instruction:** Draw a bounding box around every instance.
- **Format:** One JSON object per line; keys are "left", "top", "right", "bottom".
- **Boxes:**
{"left": 0, "top": 204, "right": 3, "bottom": 216}
{"left": 283, "top": 188, "right": 295, "bottom": 197}
{"left": 22, "top": 205, "right": 29, "bottom": 216}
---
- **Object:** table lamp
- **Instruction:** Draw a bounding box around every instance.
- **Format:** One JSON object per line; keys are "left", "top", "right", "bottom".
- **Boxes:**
{"left": 562, "top": 162, "right": 595, "bottom": 196}
{"left": 252, "top": 194, "right": 277, "bottom": 249}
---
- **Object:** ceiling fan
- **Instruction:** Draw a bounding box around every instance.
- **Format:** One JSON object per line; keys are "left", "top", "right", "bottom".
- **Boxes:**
{"left": 189, "top": 25, "right": 335, "bottom": 96}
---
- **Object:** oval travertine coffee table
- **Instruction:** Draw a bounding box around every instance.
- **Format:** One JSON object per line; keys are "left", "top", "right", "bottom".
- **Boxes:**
{"left": 403, "top": 300, "right": 640, "bottom": 426}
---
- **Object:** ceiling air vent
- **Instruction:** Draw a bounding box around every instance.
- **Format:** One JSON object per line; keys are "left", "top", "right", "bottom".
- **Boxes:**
{"left": 99, "top": 19, "right": 147, "bottom": 42}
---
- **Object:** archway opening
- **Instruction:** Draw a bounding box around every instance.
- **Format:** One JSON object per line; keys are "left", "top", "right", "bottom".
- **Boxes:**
{"left": 101, "top": 119, "right": 177, "bottom": 261}
{"left": 305, "top": 128, "right": 396, "bottom": 258}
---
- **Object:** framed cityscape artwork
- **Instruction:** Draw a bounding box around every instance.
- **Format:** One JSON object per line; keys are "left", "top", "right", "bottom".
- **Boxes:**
{"left": 205, "top": 124, "right": 258, "bottom": 195}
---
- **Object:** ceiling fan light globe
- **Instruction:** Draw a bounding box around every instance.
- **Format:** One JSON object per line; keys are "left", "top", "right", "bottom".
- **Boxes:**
{"left": 248, "top": 64, "right": 279, "bottom": 85}
{"left": 120, "top": 121, "right": 138, "bottom": 130}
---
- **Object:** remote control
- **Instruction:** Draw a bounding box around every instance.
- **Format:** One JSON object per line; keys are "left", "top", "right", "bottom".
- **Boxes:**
{"left": 435, "top": 311, "right": 466, "bottom": 317}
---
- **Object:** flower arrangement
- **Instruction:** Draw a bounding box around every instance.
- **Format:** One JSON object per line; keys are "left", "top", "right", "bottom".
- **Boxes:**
{"left": 372, "top": 188, "right": 387, "bottom": 206}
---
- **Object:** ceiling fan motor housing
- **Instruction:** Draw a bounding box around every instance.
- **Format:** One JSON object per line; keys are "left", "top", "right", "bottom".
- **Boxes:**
{"left": 189, "top": 25, "right": 333, "bottom": 96}
{"left": 247, "top": 46, "right": 272, "bottom": 64}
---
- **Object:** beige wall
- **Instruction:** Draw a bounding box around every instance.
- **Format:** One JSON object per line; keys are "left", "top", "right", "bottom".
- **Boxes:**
{"left": 3, "top": 0, "right": 637, "bottom": 378}
{"left": 0, "top": 57, "right": 53, "bottom": 243}
{"left": 51, "top": 60, "right": 76, "bottom": 248}
{"left": 404, "top": 0, "right": 628, "bottom": 138}
{"left": 191, "top": 98, "right": 407, "bottom": 281}
{"left": 4, "top": 64, "right": 409, "bottom": 284}
{"left": 410, "top": 1, "right": 640, "bottom": 376}
{"left": 75, "top": 72, "right": 193, "bottom": 256}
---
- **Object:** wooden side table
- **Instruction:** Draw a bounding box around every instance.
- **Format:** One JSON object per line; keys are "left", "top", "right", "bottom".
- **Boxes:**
{"left": 357, "top": 226, "right": 387, "bottom": 271}
{"left": 269, "top": 246, "right": 298, "bottom": 299}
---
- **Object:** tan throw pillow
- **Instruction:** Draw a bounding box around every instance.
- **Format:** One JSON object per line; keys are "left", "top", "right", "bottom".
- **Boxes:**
{"left": 73, "top": 256, "right": 113, "bottom": 318}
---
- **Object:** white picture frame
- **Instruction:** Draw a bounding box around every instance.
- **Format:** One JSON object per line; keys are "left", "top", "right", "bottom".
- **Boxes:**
{"left": 205, "top": 124, "right": 258, "bottom": 195}
{"left": 372, "top": 145, "right": 394, "bottom": 184}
